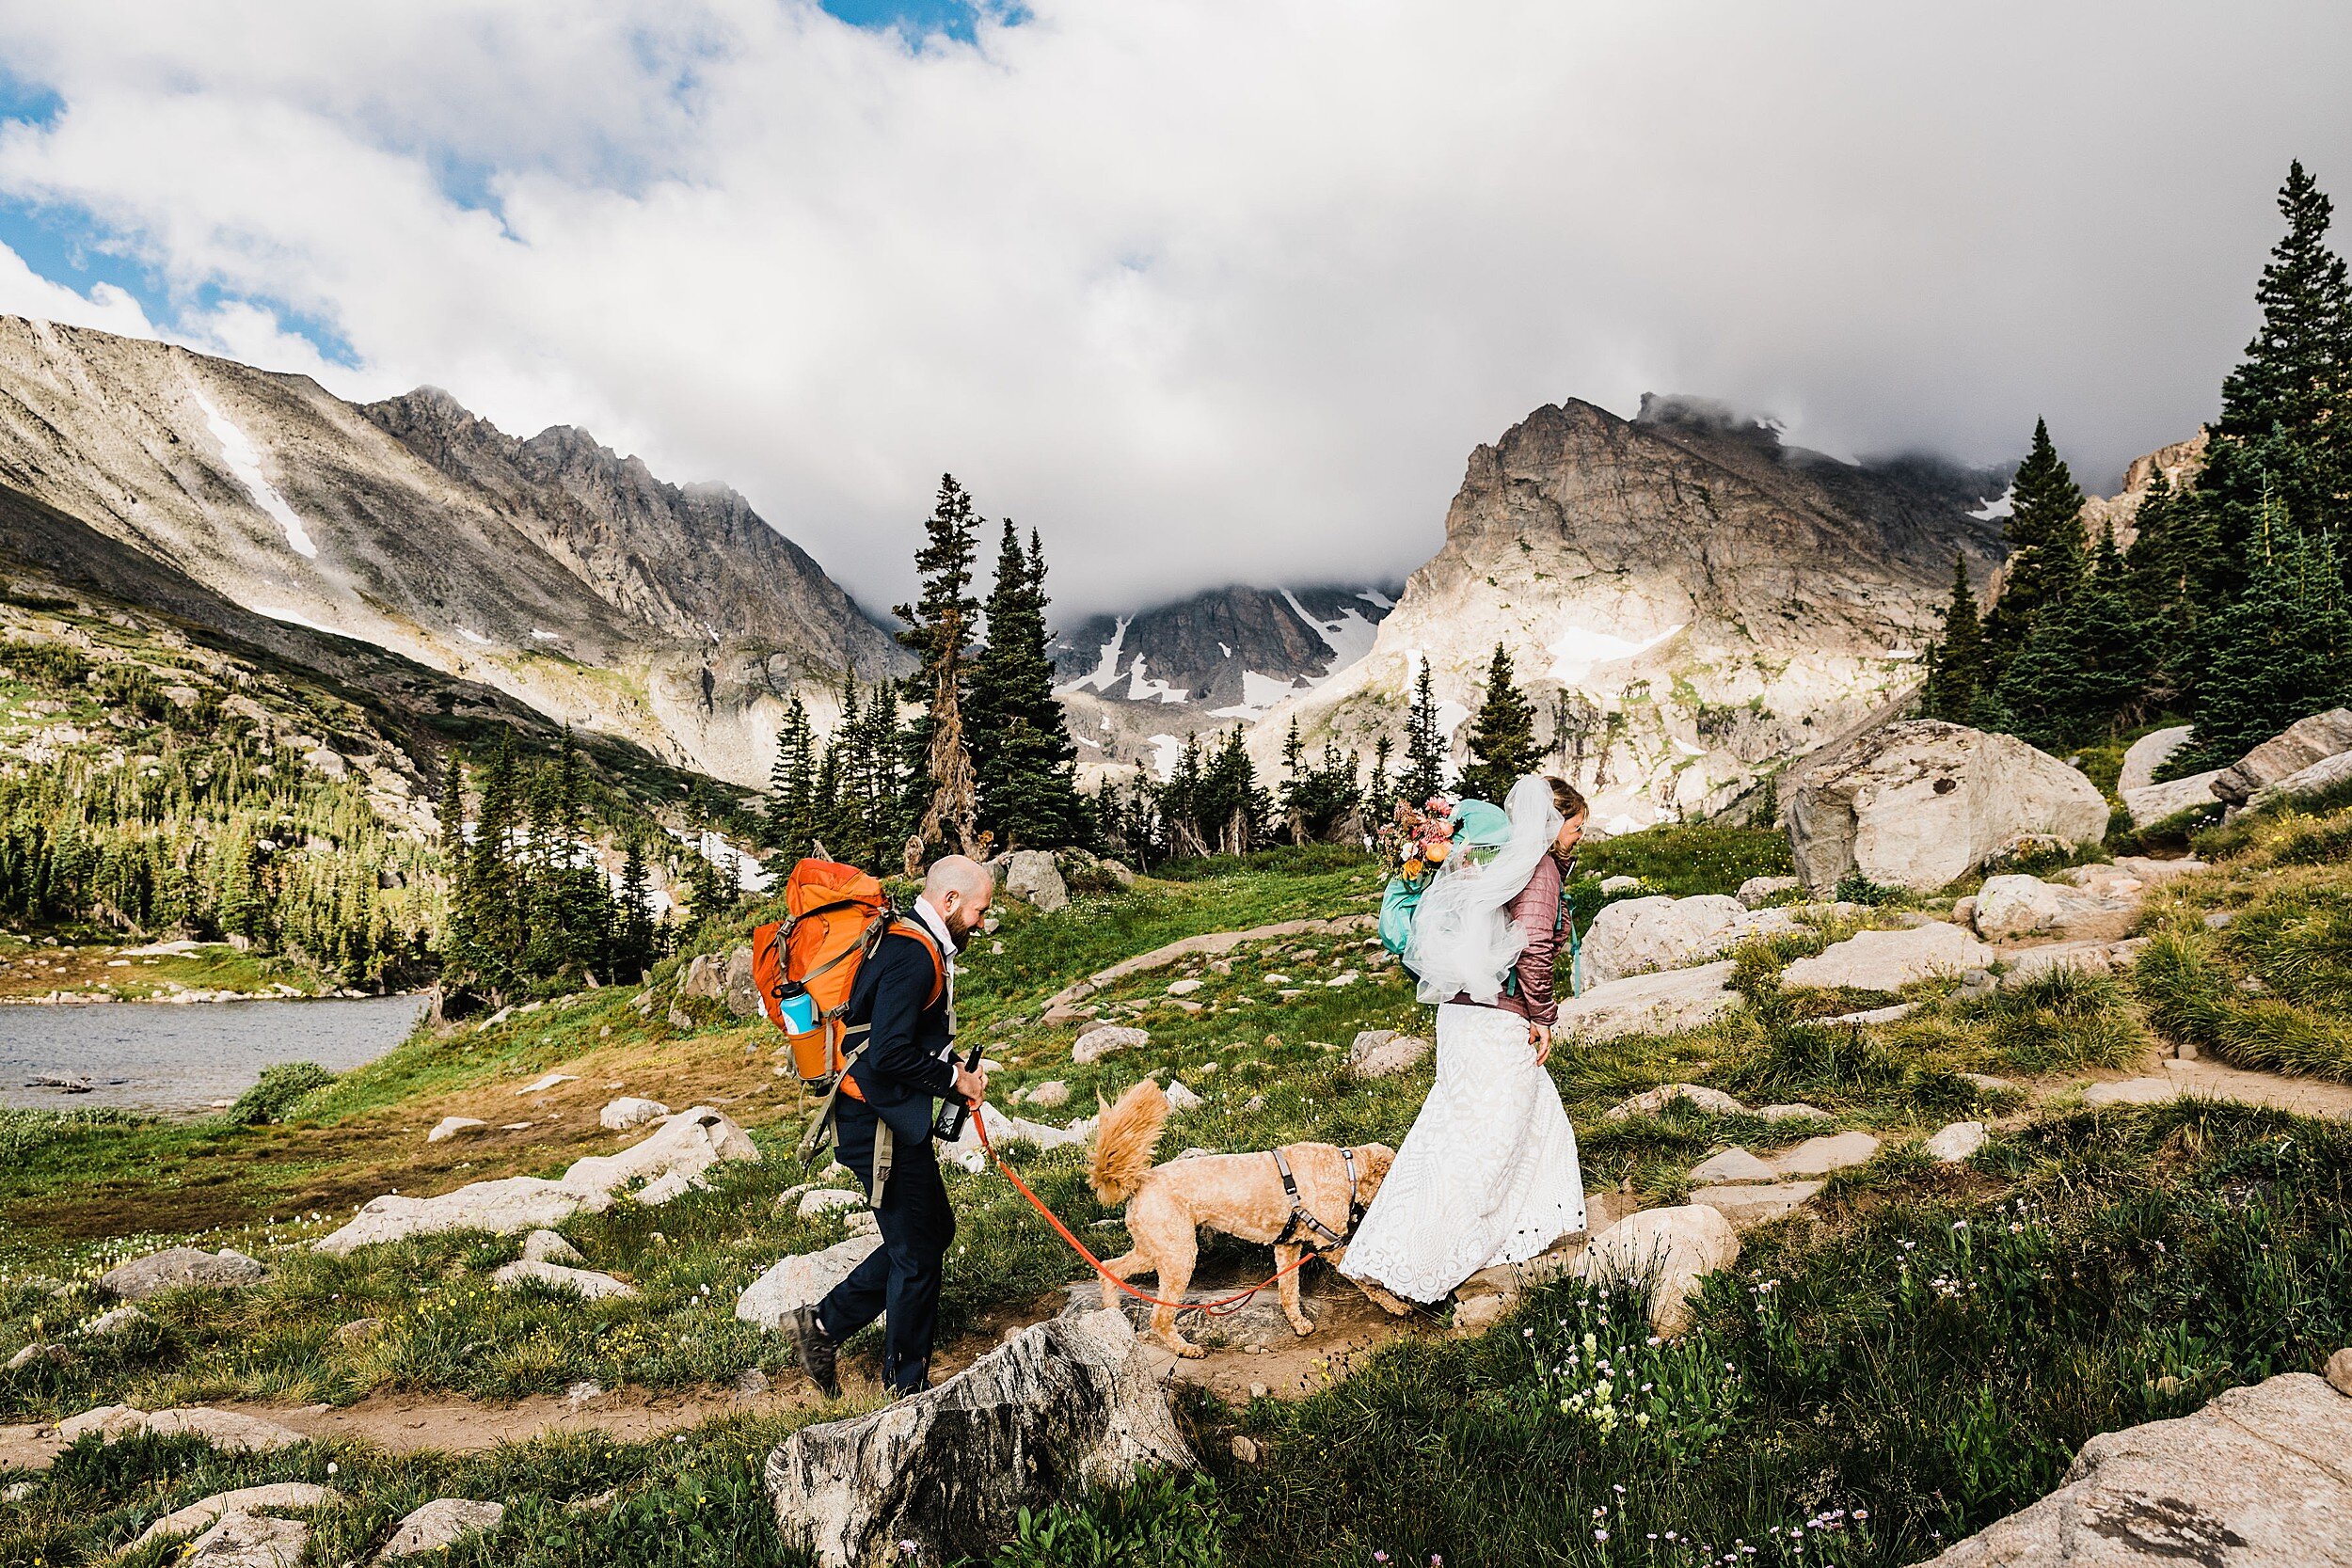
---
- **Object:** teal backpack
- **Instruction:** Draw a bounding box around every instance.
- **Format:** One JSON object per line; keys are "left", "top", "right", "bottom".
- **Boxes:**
{"left": 1376, "top": 798, "right": 1582, "bottom": 997}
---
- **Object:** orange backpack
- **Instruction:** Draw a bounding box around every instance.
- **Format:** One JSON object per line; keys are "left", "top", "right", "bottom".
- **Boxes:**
{"left": 752, "top": 859, "right": 945, "bottom": 1085}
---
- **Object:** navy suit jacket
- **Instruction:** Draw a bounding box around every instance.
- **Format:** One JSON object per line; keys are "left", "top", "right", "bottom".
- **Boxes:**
{"left": 841, "top": 928, "right": 958, "bottom": 1147}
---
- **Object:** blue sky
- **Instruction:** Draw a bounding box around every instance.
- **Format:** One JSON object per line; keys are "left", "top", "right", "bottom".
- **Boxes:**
{"left": 0, "top": 0, "right": 1009, "bottom": 372}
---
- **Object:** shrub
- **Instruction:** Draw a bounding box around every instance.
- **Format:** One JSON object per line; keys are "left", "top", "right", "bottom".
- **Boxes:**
{"left": 224, "top": 1061, "right": 336, "bottom": 1126}
{"left": 988, "top": 1472, "right": 1228, "bottom": 1568}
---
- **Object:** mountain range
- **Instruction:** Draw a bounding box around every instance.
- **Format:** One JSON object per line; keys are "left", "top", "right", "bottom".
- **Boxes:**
{"left": 0, "top": 313, "right": 2194, "bottom": 834}
{"left": 0, "top": 317, "right": 906, "bottom": 789}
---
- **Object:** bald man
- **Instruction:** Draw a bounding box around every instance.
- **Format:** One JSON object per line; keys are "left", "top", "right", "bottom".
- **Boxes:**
{"left": 789, "top": 855, "right": 993, "bottom": 1399}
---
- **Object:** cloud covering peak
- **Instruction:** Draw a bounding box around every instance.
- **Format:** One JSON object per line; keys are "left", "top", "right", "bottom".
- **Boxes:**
{"left": 0, "top": 1, "right": 2344, "bottom": 615}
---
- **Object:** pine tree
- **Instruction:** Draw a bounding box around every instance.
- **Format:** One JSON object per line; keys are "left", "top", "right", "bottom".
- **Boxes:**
{"left": 1458, "top": 643, "right": 1539, "bottom": 803}
{"left": 769, "top": 696, "right": 817, "bottom": 856}
{"left": 1983, "top": 420, "right": 2087, "bottom": 658}
{"left": 1998, "top": 526, "right": 2154, "bottom": 749}
{"left": 614, "top": 833, "right": 655, "bottom": 984}
{"left": 466, "top": 734, "right": 522, "bottom": 996}
{"left": 895, "top": 476, "right": 984, "bottom": 861}
{"left": 1921, "top": 555, "right": 1989, "bottom": 721}
{"left": 437, "top": 751, "right": 473, "bottom": 975}
{"left": 1368, "top": 733, "right": 1394, "bottom": 809}
{"left": 2184, "top": 510, "right": 2352, "bottom": 766}
{"left": 1403, "top": 661, "right": 1445, "bottom": 804}
{"left": 968, "top": 522, "right": 1089, "bottom": 849}
{"left": 2213, "top": 161, "right": 2352, "bottom": 530}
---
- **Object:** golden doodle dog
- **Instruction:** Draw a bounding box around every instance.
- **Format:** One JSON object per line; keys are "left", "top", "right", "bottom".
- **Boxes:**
{"left": 1087, "top": 1079, "right": 1411, "bottom": 1358}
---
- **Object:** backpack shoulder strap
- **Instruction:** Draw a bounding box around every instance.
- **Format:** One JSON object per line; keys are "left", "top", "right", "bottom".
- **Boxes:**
{"left": 886, "top": 919, "right": 948, "bottom": 1009}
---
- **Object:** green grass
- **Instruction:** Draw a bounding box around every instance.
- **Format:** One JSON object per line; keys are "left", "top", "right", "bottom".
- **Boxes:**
{"left": 1575, "top": 823, "right": 1792, "bottom": 900}
{"left": 2128, "top": 793, "right": 2352, "bottom": 1080}
{"left": 8, "top": 1104, "right": 2344, "bottom": 1568}
{"left": 1216, "top": 1101, "right": 2352, "bottom": 1568}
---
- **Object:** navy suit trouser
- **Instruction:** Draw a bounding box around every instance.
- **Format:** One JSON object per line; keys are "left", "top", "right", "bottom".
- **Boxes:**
{"left": 815, "top": 1096, "right": 955, "bottom": 1394}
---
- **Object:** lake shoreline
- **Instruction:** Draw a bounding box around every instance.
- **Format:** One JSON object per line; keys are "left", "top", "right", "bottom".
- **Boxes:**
{"left": 1, "top": 991, "right": 430, "bottom": 1117}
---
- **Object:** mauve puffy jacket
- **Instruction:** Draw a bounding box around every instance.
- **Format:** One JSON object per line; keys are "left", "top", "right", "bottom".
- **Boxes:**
{"left": 1444, "top": 852, "right": 1565, "bottom": 1026}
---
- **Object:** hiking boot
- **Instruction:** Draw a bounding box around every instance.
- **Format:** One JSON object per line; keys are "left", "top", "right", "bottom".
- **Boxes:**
{"left": 787, "top": 1306, "right": 840, "bottom": 1399}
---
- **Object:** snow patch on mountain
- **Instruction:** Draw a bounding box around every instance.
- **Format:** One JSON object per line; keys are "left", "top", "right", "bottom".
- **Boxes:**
{"left": 1549, "top": 623, "right": 1683, "bottom": 686}
{"left": 1059, "top": 616, "right": 1135, "bottom": 696}
{"left": 1121, "top": 655, "right": 1189, "bottom": 705}
{"left": 1968, "top": 483, "right": 2014, "bottom": 521}
{"left": 1280, "top": 588, "right": 1379, "bottom": 671}
{"left": 1208, "top": 669, "right": 1314, "bottom": 721}
{"left": 192, "top": 387, "right": 318, "bottom": 559}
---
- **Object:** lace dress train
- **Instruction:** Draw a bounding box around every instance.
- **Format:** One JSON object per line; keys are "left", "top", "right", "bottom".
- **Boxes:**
{"left": 1339, "top": 1002, "right": 1586, "bottom": 1304}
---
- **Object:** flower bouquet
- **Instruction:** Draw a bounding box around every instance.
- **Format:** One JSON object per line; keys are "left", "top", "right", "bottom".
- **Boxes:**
{"left": 1375, "top": 794, "right": 1458, "bottom": 886}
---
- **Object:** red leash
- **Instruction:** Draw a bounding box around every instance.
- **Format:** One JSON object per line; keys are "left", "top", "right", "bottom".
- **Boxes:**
{"left": 971, "top": 1106, "right": 1322, "bottom": 1318}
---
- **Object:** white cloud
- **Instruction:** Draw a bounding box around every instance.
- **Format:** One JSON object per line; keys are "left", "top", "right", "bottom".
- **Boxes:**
{"left": 0, "top": 238, "right": 156, "bottom": 337}
{"left": 0, "top": 1, "right": 2345, "bottom": 619}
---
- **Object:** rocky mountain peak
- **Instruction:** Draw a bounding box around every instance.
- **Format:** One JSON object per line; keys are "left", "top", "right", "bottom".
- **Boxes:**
{"left": 1258, "top": 395, "right": 2008, "bottom": 831}
{"left": 0, "top": 317, "right": 905, "bottom": 786}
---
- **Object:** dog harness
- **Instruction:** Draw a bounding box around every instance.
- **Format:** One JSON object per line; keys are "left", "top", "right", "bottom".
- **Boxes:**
{"left": 1271, "top": 1147, "right": 1365, "bottom": 1249}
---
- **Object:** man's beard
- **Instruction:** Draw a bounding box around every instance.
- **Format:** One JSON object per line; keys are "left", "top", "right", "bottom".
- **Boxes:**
{"left": 943, "top": 909, "right": 983, "bottom": 951}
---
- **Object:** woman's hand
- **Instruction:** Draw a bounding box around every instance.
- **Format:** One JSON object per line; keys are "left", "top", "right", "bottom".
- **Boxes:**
{"left": 1527, "top": 1021, "right": 1552, "bottom": 1066}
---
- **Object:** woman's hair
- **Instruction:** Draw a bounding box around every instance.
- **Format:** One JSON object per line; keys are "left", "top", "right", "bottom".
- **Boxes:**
{"left": 1545, "top": 776, "right": 1588, "bottom": 821}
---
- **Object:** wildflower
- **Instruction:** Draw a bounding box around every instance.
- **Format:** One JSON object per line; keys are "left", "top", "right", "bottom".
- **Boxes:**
{"left": 898, "top": 1544, "right": 918, "bottom": 1559}
{"left": 1594, "top": 1529, "right": 1609, "bottom": 1543}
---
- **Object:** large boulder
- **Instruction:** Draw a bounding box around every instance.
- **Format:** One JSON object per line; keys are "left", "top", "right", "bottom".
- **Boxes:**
{"left": 2213, "top": 706, "right": 2352, "bottom": 806}
{"left": 2123, "top": 771, "right": 2225, "bottom": 827}
{"left": 1787, "top": 721, "right": 2109, "bottom": 893}
{"left": 679, "top": 951, "right": 726, "bottom": 1000}
{"left": 765, "top": 1308, "right": 1191, "bottom": 1567}
{"left": 1001, "top": 849, "right": 1070, "bottom": 913}
{"left": 1072, "top": 1024, "right": 1148, "bottom": 1065}
{"left": 1553, "top": 962, "right": 1739, "bottom": 1044}
{"left": 491, "top": 1259, "right": 638, "bottom": 1300}
{"left": 1915, "top": 1366, "right": 2352, "bottom": 1565}
{"left": 316, "top": 1108, "right": 757, "bottom": 1254}
{"left": 56, "top": 1404, "right": 302, "bottom": 1452}
{"left": 2249, "top": 746, "right": 2352, "bottom": 810}
{"left": 737, "top": 1235, "right": 885, "bottom": 1331}
{"left": 2117, "top": 725, "right": 2194, "bottom": 795}
{"left": 941, "top": 1101, "right": 1087, "bottom": 1174}
{"left": 1577, "top": 1206, "right": 1739, "bottom": 1336}
{"left": 722, "top": 945, "right": 764, "bottom": 1019}
{"left": 127, "top": 1484, "right": 339, "bottom": 1554}
{"left": 1604, "top": 1083, "right": 1751, "bottom": 1120}
{"left": 1781, "top": 924, "right": 1994, "bottom": 992}
{"left": 375, "top": 1498, "right": 505, "bottom": 1561}
{"left": 1346, "top": 1029, "right": 1433, "bottom": 1080}
{"left": 99, "top": 1247, "right": 268, "bottom": 1301}
{"left": 1580, "top": 895, "right": 1744, "bottom": 986}
{"left": 179, "top": 1511, "right": 310, "bottom": 1567}
{"left": 599, "top": 1097, "right": 670, "bottom": 1131}
{"left": 1972, "top": 874, "right": 2117, "bottom": 942}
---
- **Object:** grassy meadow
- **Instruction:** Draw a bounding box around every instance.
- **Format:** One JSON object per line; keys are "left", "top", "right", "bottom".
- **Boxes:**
{"left": 6, "top": 785, "right": 2352, "bottom": 1565}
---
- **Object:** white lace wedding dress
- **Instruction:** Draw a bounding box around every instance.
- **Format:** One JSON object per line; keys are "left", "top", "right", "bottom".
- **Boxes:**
{"left": 1340, "top": 1002, "right": 1587, "bottom": 1303}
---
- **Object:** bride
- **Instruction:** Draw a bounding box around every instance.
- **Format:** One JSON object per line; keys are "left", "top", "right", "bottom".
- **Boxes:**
{"left": 1342, "top": 774, "right": 1589, "bottom": 1304}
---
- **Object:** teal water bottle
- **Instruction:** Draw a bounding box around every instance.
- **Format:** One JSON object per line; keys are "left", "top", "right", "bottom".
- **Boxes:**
{"left": 773, "top": 983, "right": 818, "bottom": 1035}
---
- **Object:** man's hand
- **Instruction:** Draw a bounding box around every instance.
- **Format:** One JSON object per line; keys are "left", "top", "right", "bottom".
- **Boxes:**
{"left": 953, "top": 1065, "right": 989, "bottom": 1107}
{"left": 1528, "top": 1022, "right": 1552, "bottom": 1066}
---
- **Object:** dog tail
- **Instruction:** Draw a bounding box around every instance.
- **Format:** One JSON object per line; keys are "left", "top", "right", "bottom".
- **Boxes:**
{"left": 1088, "top": 1079, "right": 1170, "bottom": 1206}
